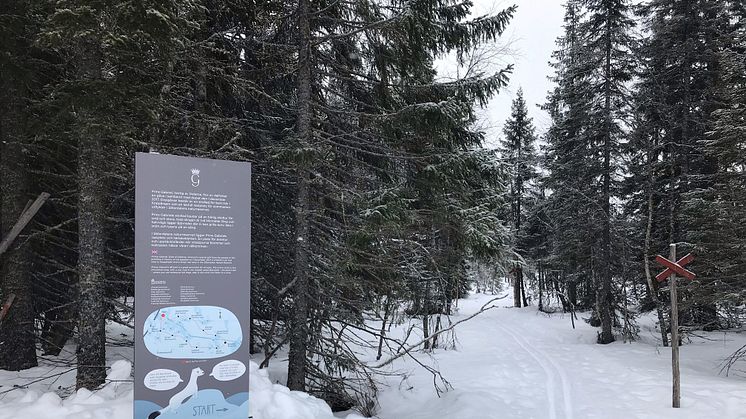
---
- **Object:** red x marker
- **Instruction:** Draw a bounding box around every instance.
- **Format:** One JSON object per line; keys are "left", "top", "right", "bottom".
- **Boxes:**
{"left": 655, "top": 253, "right": 695, "bottom": 282}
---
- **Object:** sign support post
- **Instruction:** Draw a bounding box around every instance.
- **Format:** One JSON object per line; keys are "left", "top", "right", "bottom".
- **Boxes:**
{"left": 669, "top": 243, "right": 680, "bottom": 408}
{"left": 654, "top": 244, "right": 695, "bottom": 409}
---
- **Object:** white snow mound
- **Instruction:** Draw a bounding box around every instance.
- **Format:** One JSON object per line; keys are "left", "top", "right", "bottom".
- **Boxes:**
{"left": 0, "top": 360, "right": 366, "bottom": 419}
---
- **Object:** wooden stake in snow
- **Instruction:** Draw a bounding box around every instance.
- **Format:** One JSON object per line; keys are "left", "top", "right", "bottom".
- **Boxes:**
{"left": 655, "top": 244, "right": 695, "bottom": 409}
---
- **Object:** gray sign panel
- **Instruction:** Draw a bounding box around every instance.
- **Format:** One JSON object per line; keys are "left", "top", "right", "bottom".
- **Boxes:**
{"left": 134, "top": 153, "right": 251, "bottom": 419}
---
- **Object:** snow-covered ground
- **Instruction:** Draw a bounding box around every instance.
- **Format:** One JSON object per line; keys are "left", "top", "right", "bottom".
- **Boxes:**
{"left": 0, "top": 357, "right": 364, "bottom": 419}
{"left": 1, "top": 292, "right": 744, "bottom": 418}
{"left": 0, "top": 322, "right": 363, "bottom": 419}
{"left": 369, "top": 293, "right": 746, "bottom": 419}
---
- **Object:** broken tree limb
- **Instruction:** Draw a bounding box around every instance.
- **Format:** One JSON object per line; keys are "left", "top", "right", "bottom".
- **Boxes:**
{"left": 0, "top": 192, "right": 50, "bottom": 256}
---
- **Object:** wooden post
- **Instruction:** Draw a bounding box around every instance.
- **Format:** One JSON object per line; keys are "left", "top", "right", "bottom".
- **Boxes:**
{"left": 655, "top": 245, "right": 695, "bottom": 409}
{"left": 0, "top": 192, "right": 50, "bottom": 256}
{"left": 669, "top": 243, "right": 680, "bottom": 408}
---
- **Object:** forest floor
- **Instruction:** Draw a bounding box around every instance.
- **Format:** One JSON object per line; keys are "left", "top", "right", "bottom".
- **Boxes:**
{"left": 0, "top": 291, "right": 744, "bottom": 418}
{"left": 363, "top": 292, "right": 746, "bottom": 419}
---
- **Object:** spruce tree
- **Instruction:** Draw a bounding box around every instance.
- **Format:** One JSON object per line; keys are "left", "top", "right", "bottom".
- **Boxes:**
{"left": 542, "top": 0, "right": 635, "bottom": 343}
{"left": 40, "top": 0, "right": 193, "bottom": 389}
{"left": 581, "top": 0, "right": 635, "bottom": 343}
{"left": 634, "top": 0, "right": 731, "bottom": 328}
{"left": 543, "top": 0, "right": 594, "bottom": 310}
{"left": 501, "top": 88, "right": 538, "bottom": 308}
{"left": 282, "top": 0, "right": 517, "bottom": 405}
{"left": 0, "top": 0, "right": 47, "bottom": 371}
{"left": 684, "top": 2, "right": 746, "bottom": 323}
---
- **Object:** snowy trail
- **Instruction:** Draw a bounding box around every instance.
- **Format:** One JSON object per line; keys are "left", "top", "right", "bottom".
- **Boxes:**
{"left": 375, "top": 292, "right": 746, "bottom": 419}
{"left": 496, "top": 321, "right": 559, "bottom": 419}
{"left": 498, "top": 321, "right": 574, "bottom": 419}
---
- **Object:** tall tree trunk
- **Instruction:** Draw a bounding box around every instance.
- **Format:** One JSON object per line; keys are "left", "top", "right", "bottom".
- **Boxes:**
{"left": 75, "top": 36, "right": 107, "bottom": 390}
{"left": 422, "top": 273, "right": 432, "bottom": 350}
{"left": 538, "top": 263, "right": 544, "bottom": 312}
{"left": 422, "top": 314, "right": 430, "bottom": 350}
{"left": 511, "top": 179, "right": 521, "bottom": 308}
{"left": 0, "top": 106, "right": 38, "bottom": 370}
{"left": 286, "top": 0, "right": 312, "bottom": 392}
{"left": 76, "top": 134, "right": 107, "bottom": 389}
{"left": 376, "top": 297, "right": 390, "bottom": 361}
{"left": 644, "top": 135, "right": 669, "bottom": 347}
{"left": 567, "top": 273, "right": 577, "bottom": 307}
{"left": 597, "top": 17, "right": 614, "bottom": 344}
{"left": 520, "top": 268, "right": 528, "bottom": 307}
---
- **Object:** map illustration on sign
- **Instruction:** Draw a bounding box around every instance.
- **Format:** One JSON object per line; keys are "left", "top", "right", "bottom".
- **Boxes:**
{"left": 143, "top": 306, "right": 242, "bottom": 359}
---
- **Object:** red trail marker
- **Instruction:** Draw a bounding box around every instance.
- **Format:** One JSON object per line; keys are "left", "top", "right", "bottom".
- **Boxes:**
{"left": 655, "top": 247, "right": 695, "bottom": 409}
{"left": 655, "top": 253, "right": 695, "bottom": 282}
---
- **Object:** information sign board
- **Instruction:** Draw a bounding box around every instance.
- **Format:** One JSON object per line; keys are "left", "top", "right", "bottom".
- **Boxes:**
{"left": 134, "top": 153, "right": 251, "bottom": 419}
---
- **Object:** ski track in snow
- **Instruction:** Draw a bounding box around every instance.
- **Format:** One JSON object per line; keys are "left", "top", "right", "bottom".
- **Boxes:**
{"left": 496, "top": 321, "right": 557, "bottom": 419}
{"left": 499, "top": 321, "right": 574, "bottom": 419}
{"left": 374, "top": 292, "right": 746, "bottom": 419}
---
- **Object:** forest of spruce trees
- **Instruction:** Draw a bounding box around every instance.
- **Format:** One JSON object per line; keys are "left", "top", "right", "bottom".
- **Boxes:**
{"left": 0, "top": 0, "right": 744, "bottom": 414}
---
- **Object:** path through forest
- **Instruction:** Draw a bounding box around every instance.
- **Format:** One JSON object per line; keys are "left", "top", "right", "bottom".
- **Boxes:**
{"left": 374, "top": 293, "right": 746, "bottom": 419}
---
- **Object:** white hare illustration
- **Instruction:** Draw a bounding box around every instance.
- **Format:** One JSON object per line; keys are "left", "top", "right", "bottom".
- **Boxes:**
{"left": 148, "top": 367, "right": 204, "bottom": 419}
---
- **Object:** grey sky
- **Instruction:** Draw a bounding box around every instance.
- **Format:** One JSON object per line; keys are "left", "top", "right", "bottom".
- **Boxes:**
{"left": 438, "top": 0, "right": 566, "bottom": 149}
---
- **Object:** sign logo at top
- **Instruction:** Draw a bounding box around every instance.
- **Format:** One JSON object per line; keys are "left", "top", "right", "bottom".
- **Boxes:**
{"left": 191, "top": 168, "right": 201, "bottom": 187}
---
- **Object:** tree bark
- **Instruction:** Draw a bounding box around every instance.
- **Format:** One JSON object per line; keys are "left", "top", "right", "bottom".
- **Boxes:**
{"left": 520, "top": 268, "right": 528, "bottom": 307}
{"left": 511, "top": 176, "right": 521, "bottom": 309}
{"left": 644, "top": 138, "right": 669, "bottom": 347}
{"left": 376, "top": 297, "right": 390, "bottom": 361}
{"left": 538, "top": 263, "right": 544, "bottom": 312}
{"left": 0, "top": 108, "right": 38, "bottom": 371}
{"left": 74, "top": 36, "right": 107, "bottom": 390}
{"left": 286, "top": 0, "right": 312, "bottom": 392}
{"left": 597, "top": 12, "right": 615, "bottom": 344}
{"left": 422, "top": 314, "right": 430, "bottom": 350}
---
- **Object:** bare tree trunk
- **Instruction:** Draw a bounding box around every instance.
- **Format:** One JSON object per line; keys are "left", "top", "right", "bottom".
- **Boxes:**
{"left": 644, "top": 153, "right": 669, "bottom": 347}
{"left": 554, "top": 277, "right": 569, "bottom": 313}
{"left": 75, "top": 36, "right": 107, "bottom": 390}
{"left": 513, "top": 270, "right": 521, "bottom": 308}
{"left": 432, "top": 315, "right": 441, "bottom": 349}
{"left": 0, "top": 108, "right": 38, "bottom": 371}
{"left": 422, "top": 314, "right": 430, "bottom": 350}
{"left": 260, "top": 300, "right": 280, "bottom": 368}
{"left": 422, "top": 272, "right": 432, "bottom": 350}
{"left": 287, "top": 0, "right": 312, "bottom": 392}
{"left": 520, "top": 268, "right": 528, "bottom": 307}
{"left": 567, "top": 274, "right": 577, "bottom": 307}
{"left": 376, "top": 297, "right": 391, "bottom": 361}
{"left": 538, "top": 263, "right": 544, "bottom": 312}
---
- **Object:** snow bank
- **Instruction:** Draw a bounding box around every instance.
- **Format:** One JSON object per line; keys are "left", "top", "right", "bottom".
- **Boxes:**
{"left": 0, "top": 360, "right": 365, "bottom": 419}
{"left": 373, "top": 292, "right": 746, "bottom": 419}
{"left": 249, "top": 363, "right": 364, "bottom": 419}
{"left": 0, "top": 360, "right": 133, "bottom": 419}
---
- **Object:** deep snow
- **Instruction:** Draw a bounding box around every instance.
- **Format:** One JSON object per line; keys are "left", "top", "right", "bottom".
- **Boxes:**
{"left": 0, "top": 358, "right": 364, "bottom": 419}
{"left": 1, "top": 292, "right": 744, "bottom": 418}
{"left": 369, "top": 293, "right": 746, "bottom": 419}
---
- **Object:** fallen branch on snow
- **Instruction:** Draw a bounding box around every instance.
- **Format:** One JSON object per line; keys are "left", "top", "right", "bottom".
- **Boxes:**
{"left": 369, "top": 294, "right": 508, "bottom": 369}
